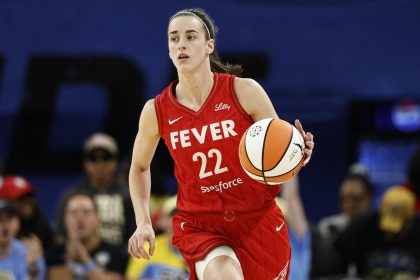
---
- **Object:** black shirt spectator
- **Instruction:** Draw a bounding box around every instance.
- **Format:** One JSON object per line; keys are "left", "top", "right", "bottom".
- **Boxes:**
{"left": 336, "top": 186, "right": 420, "bottom": 278}
{"left": 46, "top": 241, "right": 128, "bottom": 276}
{"left": 55, "top": 133, "right": 135, "bottom": 247}
{"left": 47, "top": 191, "right": 128, "bottom": 280}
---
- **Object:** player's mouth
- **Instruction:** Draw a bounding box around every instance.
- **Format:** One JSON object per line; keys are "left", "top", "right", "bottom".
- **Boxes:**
{"left": 178, "top": 53, "right": 189, "bottom": 62}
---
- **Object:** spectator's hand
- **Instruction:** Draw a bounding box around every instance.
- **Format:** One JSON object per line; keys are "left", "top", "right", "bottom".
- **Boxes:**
{"left": 295, "top": 119, "right": 314, "bottom": 166}
{"left": 128, "top": 223, "right": 155, "bottom": 260}
{"left": 65, "top": 230, "right": 91, "bottom": 263}
{"left": 23, "top": 234, "right": 43, "bottom": 265}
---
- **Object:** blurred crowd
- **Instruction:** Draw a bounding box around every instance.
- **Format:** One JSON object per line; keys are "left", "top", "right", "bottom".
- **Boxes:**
{"left": 0, "top": 132, "right": 419, "bottom": 280}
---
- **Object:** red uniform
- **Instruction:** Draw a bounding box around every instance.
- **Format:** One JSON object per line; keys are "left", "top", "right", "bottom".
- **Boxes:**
{"left": 154, "top": 73, "right": 290, "bottom": 280}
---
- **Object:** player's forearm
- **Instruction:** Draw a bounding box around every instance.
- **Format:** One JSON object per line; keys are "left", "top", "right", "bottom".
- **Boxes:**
{"left": 282, "top": 176, "right": 309, "bottom": 238}
{"left": 129, "top": 166, "right": 152, "bottom": 226}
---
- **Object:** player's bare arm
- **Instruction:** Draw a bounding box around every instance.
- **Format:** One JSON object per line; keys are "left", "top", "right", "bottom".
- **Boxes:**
{"left": 282, "top": 175, "right": 309, "bottom": 238}
{"left": 233, "top": 77, "right": 279, "bottom": 122}
{"left": 128, "top": 99, "right": 160, "bottom": 260}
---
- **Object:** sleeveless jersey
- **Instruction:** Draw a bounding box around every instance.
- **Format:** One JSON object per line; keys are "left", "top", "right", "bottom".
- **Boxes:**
{"left": 154, "top": 73, "right": 279, "bottom": 213}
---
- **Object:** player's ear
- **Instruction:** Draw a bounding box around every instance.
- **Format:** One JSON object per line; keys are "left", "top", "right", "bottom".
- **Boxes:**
{"left": 207, "top": 39, "right": 215, "bottom": 55}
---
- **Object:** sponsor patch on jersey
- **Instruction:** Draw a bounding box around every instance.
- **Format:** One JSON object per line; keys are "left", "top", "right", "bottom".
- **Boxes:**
{"left": 200, "top": 177, "right": 243, "bottom": 194}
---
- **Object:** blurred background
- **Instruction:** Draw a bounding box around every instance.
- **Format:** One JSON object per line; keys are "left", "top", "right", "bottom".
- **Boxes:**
{"left": 0, "top": 0, "right": 419, "bottom": 223}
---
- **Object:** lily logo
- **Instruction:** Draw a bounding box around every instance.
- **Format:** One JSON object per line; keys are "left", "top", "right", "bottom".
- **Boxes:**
{"left": 215, "top": 102, "right": 231, "bottom": 111}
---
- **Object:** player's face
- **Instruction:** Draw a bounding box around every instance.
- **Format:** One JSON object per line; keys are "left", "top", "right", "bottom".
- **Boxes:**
{"left": 168, "top": 15, "right": 214, "bottom": 72}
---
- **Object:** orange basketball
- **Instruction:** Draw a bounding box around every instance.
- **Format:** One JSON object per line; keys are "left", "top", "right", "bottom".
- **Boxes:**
{"left": 238, "top": 118, "right": 305, "bottom": 185}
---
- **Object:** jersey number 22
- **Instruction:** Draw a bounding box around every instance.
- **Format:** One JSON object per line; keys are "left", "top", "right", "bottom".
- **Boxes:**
{"left": 192, "top": 148, "right": 228, "bottom": 179}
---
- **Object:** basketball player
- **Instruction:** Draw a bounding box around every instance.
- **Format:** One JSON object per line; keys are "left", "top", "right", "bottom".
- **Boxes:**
{"left": 128, "top": 8, "right": 314, "bottom": 280}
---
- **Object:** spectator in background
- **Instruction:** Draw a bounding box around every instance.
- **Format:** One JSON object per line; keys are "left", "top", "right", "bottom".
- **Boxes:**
{"left": 318, "top": 164, "right": 373, "bottom": 241}
{"left": 278, "top": 176, "right": 343, "bottom": 279}
{"left": 277, "top": 175, "right": 311, "bottom": 280}
{"left": 336, "top": 186, "right": 420, "bottom": 278}
{"left": 0, "top": 175, "right": 54, "bottom": 251}
{"left": 126, "top": 195, "right": 189, "bottom": 280}
{"left": 55, "top": 132, "right": 135, "bottom": 248}
{"left": 0, "top": 199, "right": 46, "bottom": 280}
{"left": 47, "top": 191, "right": 128, "bottom": 280}
{"left": 406, "top": 147, "right": 420, "bottom": 212}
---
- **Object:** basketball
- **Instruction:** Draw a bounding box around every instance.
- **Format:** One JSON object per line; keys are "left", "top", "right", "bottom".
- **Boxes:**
{"left": 238, "top": 118, "right": 305, "bottom": 185}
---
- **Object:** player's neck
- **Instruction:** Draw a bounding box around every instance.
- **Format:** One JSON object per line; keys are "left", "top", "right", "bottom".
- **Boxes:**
{"left": 176, "top": 69, "right": 214, "bottom": 107}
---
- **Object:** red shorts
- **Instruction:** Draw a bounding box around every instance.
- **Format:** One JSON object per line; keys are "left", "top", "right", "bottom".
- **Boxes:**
{"left": 172, "top": 201, "right": 291, "bottom": 280}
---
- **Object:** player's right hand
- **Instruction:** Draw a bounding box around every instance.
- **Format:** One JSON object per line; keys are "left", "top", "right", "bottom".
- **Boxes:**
{"left": 128, "top": 223, "right": 155, "bottom": 260}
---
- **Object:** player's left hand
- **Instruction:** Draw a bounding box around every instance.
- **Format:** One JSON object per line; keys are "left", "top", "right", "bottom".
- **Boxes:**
{"left": 295, "top": 119, "right": 314, "bottom": 166}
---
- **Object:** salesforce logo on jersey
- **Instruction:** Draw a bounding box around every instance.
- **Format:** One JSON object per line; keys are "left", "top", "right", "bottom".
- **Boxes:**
{"left": 201, "top": 178, "right": 243, "bottom": 194}
{"left": 366, "top": 249, "right": 417, "bottom": 279}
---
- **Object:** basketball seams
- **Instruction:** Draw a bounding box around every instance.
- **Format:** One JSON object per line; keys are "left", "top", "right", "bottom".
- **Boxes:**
{"left": 265, "top": 161, "right": 303, "bottom": 184}
{"left": 245, "top": 118, "right": 271, "bottom": 169}
{"left": 263, "top": 120, "right": 292, "bottom": 170}
{"left": 264, "top": 125, "right": 305, "bottom": 178}
{"left": 243, "top": 169, "right": 266, "bottom": 183}
{"left": 264, "top": 123, "right": 293, "bottom": 173}
{"left": 244, "top": 128, "right": 261, "bottom": 174}
{"left": 265, "top": 160, "right": 303, "bottom": 178}
{"left": 238, "top": 118, "right": 304, "bottom": 185}
{"left": 261, "top": 118, "right": 274, "bottom": 184}
{"left": 239, "top": 129, "right": 264, "bottom": 177}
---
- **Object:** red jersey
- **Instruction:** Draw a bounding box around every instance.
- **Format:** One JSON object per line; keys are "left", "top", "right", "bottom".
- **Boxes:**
{"left": 154, "top": 73, "right": 279, "bottom": 213}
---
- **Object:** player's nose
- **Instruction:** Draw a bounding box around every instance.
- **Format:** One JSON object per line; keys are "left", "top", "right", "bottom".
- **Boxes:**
{"left": 178, "top": 38, "right": 187, "bottom": 50}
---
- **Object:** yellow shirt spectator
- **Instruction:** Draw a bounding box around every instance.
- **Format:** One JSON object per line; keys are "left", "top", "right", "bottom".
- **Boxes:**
{"left": 126, "top": 233, "right": 188, "bottom": 280}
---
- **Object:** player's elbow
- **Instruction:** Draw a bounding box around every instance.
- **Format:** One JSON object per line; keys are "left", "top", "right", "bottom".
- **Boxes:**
{"left": 129, "top": 162, "right": 150, "bottom": 177}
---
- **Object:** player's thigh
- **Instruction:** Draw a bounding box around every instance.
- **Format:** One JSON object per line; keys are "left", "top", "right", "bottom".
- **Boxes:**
{"left": 195, "top": 246, "right": 243, "bottom": 280}
{"left": 204, "top": 256, "right": 243, "bottom": 280}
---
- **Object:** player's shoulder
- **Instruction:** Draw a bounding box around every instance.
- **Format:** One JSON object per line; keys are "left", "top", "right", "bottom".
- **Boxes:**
{"left": 234, "top": 77, "right": 259, "bottom": 87}
{"left": 143, "top": 99, "right": 156, "bottom": 113}
{"left": 233, "top": 77, "right": 265, "bottom": 96}
{"left": 233, "top": 77, "right": 266, "bottom": 103}
{"left": 140, "top": 99, "right": 158, "bottom": 126}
